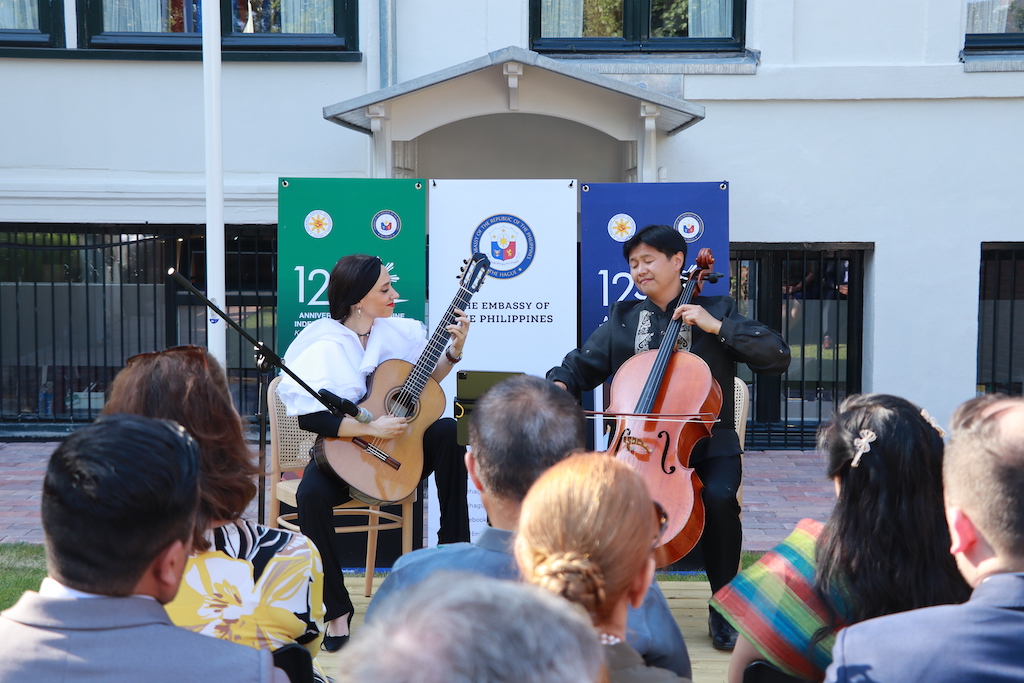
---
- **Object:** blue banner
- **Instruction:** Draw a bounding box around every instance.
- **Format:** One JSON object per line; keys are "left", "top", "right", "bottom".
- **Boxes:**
{"left": 579, "top": 182, "right": 730, "bottom": 343}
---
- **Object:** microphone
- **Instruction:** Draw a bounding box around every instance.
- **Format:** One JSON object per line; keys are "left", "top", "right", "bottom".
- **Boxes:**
{"left": 318, "top": 390, "right": 373, "bottom": 424}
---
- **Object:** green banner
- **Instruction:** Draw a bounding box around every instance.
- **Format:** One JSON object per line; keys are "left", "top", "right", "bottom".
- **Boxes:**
{"left": 277, "top": 178, "right": 427, "bottom": 356}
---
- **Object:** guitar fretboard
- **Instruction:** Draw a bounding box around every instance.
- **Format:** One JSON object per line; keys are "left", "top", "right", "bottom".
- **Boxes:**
{"left": 391, "top": 284, "right": 476, "bottom": 415}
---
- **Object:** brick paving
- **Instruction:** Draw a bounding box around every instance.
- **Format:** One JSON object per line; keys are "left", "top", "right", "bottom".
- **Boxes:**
{"left": 0, "top": 442, "right": 835, "bottom": 551}
{"left": 0, "top": 441, "right": 51, "bottom": 545}
{"left": 740, "top": 449, "right": 834, "bottom": 552}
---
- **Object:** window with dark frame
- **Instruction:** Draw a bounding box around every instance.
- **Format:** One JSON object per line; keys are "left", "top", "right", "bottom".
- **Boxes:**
{"left": 79, "top": 0, "right": 356, "bottom": 52}
{"left": 964, "top": 0, "right": 1024, "bottom": 52}
{"left": 530, "top": 0, "right": 746, "bottom": 54}
{"left": 0, "top": 0, "right": 64, "bottom": 48}
{"left": 978, "top": 244, "right": 1024, "bottom": 397}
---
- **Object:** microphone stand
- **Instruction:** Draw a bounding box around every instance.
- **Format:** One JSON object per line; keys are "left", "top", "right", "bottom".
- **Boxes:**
{"left": 167, "top": 268, "right": 351, "bottom": 523}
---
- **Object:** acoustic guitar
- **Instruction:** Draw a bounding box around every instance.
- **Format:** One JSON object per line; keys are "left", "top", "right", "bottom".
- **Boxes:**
{"left": 312, "top": 253, "right": 490, "bottom": 504}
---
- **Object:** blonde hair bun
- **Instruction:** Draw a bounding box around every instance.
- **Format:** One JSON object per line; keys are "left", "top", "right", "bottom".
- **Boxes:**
{"left": 532, "top": 551, "right": 606, "bottom": 614}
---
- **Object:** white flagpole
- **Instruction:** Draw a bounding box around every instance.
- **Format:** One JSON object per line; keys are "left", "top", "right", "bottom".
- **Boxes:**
{"left": 202, "top": 0, "right": 226, "bottom": 367}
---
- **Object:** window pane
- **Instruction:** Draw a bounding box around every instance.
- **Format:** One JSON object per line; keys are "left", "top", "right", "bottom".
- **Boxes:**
{"left": 540, "top": 0, "right": 622, "bottom": 38}
{"left": 234, "top": 0, "right": 333, "bottom": 33}
{"left": 651, "top": 0, "right": 688, "bottom": 38}
{"left": 966, "top": 0, "right": 1024, "bottom": 33}
{"left": 0, "top": 0, "right": 39, "bottom": 30}
{"left": 678, "top": 0, "right": 733, "bottom": 38}
{"left": 103, "top": 0, "right": 199, "bottom": 32}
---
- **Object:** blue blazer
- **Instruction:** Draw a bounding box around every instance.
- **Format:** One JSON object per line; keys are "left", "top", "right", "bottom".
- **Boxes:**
{"left": 825, "top": 572, "right": 1024, "bottom": 683}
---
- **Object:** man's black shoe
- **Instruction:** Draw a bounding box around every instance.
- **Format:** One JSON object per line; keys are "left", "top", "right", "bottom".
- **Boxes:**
{"left": 709, "top": 607, "right": 738, "bottom": 651}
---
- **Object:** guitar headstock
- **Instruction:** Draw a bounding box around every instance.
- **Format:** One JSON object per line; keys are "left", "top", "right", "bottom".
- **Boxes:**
{"left": 458, "top": 253, "right": 490, "bottom": 293}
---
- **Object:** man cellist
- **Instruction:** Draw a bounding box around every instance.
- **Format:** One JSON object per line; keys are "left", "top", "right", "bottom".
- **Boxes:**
{"left": 547, "top": 224, "right": 791, "bottom": 650}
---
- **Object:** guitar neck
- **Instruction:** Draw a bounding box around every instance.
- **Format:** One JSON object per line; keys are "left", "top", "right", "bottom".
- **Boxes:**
{"left": 401, "top": 284, "right": 475, "bottom": 399}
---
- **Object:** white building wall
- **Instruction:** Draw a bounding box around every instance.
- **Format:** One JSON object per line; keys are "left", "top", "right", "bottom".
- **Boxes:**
{"left": 1, "top": 0, "right": 1021, "bottom": 426}
{"left": 664, "top": 0, "right": 1024, "bottom": 425}
{"left": 1, "top": 52, "right": 373, "bottom": 225}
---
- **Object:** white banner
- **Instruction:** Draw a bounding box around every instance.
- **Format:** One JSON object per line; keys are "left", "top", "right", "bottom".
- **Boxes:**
{"left": 425, "top": 179, "right": 580, "bottom": 545}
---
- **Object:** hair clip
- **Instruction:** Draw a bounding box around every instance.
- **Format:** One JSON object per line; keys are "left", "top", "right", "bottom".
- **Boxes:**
{"left": 851, "top": 429, "right": 876, "bottom": 468}
{"left": 919, "top": 408, "right": 947, "bottom": 438}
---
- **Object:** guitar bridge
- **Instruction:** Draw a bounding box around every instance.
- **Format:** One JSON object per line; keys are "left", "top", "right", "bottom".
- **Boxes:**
{"left": 353, "top": 437, "right": 401, "bottom": 470}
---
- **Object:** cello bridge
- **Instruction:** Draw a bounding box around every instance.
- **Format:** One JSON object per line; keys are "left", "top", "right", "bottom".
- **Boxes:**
{"left": 622, "top": 435, "right": 653, "bottom": 460}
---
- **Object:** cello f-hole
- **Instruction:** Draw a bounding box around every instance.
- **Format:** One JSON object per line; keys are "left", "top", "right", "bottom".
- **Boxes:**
{"left": 658, "top": 430, "right": 676, "bottom": 475}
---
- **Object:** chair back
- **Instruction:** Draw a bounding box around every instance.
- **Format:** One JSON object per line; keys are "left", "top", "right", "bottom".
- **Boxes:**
{"left": 269, "top": 375, "right": 318, "bottom": 476}
{"left": 734, "top": 376, "right": 750, "bottom": 450}
{"left": 271, "top": 643, "right": 315, "bottom": 683}
{"left": 742, "top": 661, "right": 804, "bottom": 683}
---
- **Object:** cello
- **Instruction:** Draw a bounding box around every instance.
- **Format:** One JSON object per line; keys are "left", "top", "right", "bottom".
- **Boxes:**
{"left": 606, "top": 248, "right": 723, "bottom": 567}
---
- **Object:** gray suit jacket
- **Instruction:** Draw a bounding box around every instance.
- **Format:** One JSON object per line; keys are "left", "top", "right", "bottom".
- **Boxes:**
{"left": 367, "top": 526, "right": 692, "bottom": 679}
{"left": 825, "top": 572, "right": 1024, "bottom": 683}
{"left": 0, "top": 591, "right": 284, "bottom": 683}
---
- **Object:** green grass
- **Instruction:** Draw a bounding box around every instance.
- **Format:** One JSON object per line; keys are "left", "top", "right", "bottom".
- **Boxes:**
{"left": 656, "top": 551, "right": 764, "bottom": 582}
{"left": 0, "top": 543, "right": 47, "bottom": 610}
{"left": 0, "top": 545, "right": 766, "bottom": 609}
{"left": 790, "top": 343, "right": 848, "bottom": 361}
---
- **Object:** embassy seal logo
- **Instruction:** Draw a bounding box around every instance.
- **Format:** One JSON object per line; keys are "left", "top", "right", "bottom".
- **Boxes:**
{"left": 304, "top": 210, "right": 333, "bottom": 238}
{"left": 371, "top": 210, "right": 402, "bottom": 240}
{"left": 471, "top": 214, "right": 536, "bottom": 279}
{"left": 607, "top": 213, "right": 637, "bottom": 243}
{"left": 674, "top": 212, "right": 704, "bottom": 243}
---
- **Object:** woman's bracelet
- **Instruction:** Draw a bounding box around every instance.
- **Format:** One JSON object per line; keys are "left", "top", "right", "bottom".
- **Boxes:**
{"left": 445, "top": 347, "right": 463, "bottom": 364}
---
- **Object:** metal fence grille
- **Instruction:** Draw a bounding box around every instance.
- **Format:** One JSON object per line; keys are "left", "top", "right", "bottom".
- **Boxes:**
{"left": 0, "top": 225, "right": 276, "bottom": 432}
{"left": 730, "top": 245, "right": 867, "bottom": 449}
{"left": 978, "top": 243, "right": 1024, "bottom": 396}
{"left": 1, "top": 228, "right": 869, "bottom": 448}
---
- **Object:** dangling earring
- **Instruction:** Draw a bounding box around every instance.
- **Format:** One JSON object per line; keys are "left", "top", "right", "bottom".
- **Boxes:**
{"left": 357, "top": 306, "right": 362, "bottom": 319}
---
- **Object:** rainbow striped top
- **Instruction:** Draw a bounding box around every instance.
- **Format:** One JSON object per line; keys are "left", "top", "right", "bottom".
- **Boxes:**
{"left": 711, "top": 519, "right": 849, "bottom": 681}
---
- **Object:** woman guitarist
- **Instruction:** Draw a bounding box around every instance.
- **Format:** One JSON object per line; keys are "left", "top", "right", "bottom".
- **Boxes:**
{"left": 547, "top": 224, "right": 790, "bottom": 651}
{"left": 277, "top": 254, "right": 471, "bottom": 651}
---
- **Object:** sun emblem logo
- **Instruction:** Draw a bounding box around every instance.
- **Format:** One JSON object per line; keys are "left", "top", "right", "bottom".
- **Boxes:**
{"left": 607, "top": 213, "right": 636, "bottom": 242}
{"left": 304, "top": 210, "right": 333, "bottom": 238}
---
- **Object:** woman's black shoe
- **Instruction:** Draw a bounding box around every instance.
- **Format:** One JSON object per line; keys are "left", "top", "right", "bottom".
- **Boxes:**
{"left": 320, "top": 634, "right": 349, "bottom": 652}
{"left": 321, "top": 610, "right": 355, "bottom": 652}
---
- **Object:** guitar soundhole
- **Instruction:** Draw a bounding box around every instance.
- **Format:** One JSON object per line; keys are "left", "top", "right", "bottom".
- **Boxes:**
{"left": 386, "top": 388, "right": 419, "bottom": 421}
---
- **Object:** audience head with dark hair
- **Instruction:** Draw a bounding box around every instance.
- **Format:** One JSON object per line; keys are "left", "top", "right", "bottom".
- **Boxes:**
{"left": 819, "top": 394, "right": 1024, "bottom": 683}
{"left": 338, "top": 573, "right": 602, "bottom": 683}
{"left": 102, "top": 345, "right": 259, "bottom": 551}
{"left": 467, "top": 373, "right": 586, "bottom": 504}
{"left": 42, "top": 413, "right": 200, "bottom": 599}
{"left": 815, "top": 393, "right": 970, "bottom": 628}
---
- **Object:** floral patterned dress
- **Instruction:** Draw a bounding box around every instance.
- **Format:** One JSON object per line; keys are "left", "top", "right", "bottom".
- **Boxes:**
{"left": 166, "top": 520, "right": 326, "bottom": 681}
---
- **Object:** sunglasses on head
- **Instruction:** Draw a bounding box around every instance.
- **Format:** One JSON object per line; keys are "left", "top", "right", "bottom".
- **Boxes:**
{"left": 126, "top": 345, "right": 209, "bottom": 369}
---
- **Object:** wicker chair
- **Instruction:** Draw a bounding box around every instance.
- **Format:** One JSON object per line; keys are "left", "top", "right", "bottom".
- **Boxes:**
{"left": 735, "top": 376, "right": 750, "bottom": 452}
{"left": 267, "top": 375, "right": 415, "bottom": 598}
{"left": 735, "top": 376, "right": 751, "bottom": 572}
